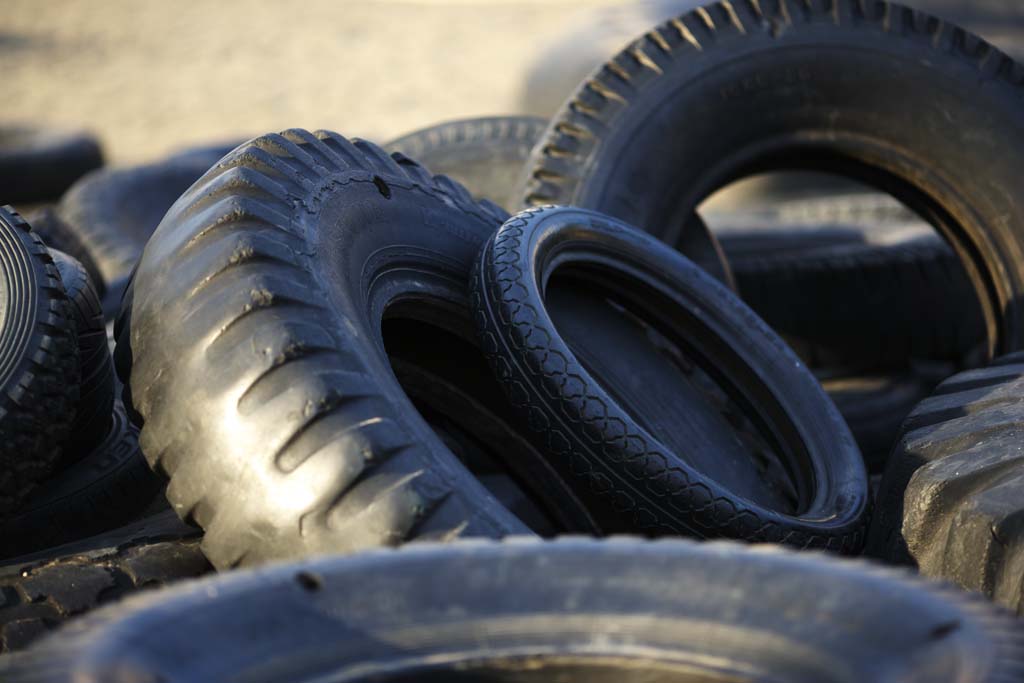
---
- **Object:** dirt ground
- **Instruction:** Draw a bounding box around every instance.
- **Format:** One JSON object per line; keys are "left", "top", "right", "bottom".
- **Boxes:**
{"left": 3, "top": 0, "right": 621, "bottom": 164}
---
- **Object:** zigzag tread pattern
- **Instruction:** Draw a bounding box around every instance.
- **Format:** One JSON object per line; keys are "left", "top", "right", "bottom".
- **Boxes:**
{"left": 471, "top": 207, "right": 865, "bottom": 552}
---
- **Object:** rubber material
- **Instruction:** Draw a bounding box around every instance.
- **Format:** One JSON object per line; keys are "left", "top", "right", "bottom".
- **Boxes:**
{"left": 25, "top": 208, "right": 106, "bottom": 299}
{"left": 384, "top": 116, "right": 547, "bottom": 211}
{"left": 48, "top": 250, "right": 114, "bottom": 463}
{"left": 4, "top": 538, "right": 1021, "bottom": 682}
{"left": 116, "top": 130, "right": 537, "bottom": 569}
{"left": 0, "top": 511, "right": 206, "bottom": 655}
{"left": 521, "top": 0, "right": 1024, "bottom": 365}
{"left": 868, "top": 352, "right": 1024, "bottom": 614}
{"left": 0, "top": 207, "right": 79, "bottom": 518}
{"left": 0, "top": 126, "right": 103, "bottom": 205}
{"left": 0, "top": 400, "right": 163, "bottom": 560}
{"left": 472, "top": 206, "right": 869, "bottom": 551}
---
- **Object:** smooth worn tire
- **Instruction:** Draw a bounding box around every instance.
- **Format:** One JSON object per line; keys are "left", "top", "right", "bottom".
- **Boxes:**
{"left": 0, "top": 207, "right": 79, "bottom": 518}
{"left": 0, "top": 510, "right": 206, "bottom": 655}
{"left": 3, "top": 538, "right": 1021, "bottom": 682}
{"left": 117, "top": 130, "right": 542, "bottom": 569}
{"left": 472, "top": 206, "right": 869, "bottom": 551}
{"left": 0, "top": 126, "right": 103, "bottom": 205}
{"left": 868, "top": 351, "right": 1024, "bottom": 614}
{"left": 48, "top": 250, "right": 114, "bottom": 463}
{"left": 0, "top": 400, "right": 163, "bottom": 560}
{"left": 521, "top": 0, "right": 1024, "bottom": 365}
{"left": 384, "top": 116, "right": 548, "bottom": 211}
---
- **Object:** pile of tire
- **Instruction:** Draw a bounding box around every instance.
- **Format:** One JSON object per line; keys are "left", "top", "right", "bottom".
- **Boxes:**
{"left": 0, "top": 1, "right": 1023, "bottom": 680}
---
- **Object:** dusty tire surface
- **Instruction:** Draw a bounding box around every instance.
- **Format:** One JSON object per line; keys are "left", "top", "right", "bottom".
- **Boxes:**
{"left": 0, "top": 126, "right": 103, "bottom": 205}
{"left": 0, "top": 207, "right": 79, "bottom": 518}
{"left": 522, "top": 0, "right": 1024, "bottom": 366}
{"left": 868, "top": 352, "right": 1024, "bottom": 614}
{"left": 117, "top": 130, "right": 542, "bottom": 569}
{"left": 0, "top": 511, "right": 206, "bottom": 655}
{"left": 384, "top": 116, "right": 547, "bottom": 211}
{"left": 472, "top": 206, "right": 869, "bottom": 551}
{"left": 3, "top": 538, "right": 1021, "bottom": 682}
{"left": 48, "top": 250, "right": 114, "bottom": 463}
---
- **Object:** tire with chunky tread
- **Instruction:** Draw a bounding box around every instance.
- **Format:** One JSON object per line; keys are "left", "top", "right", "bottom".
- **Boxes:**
{"left": 869, "top": 351, "right": 1024, "bottom": 614}
{"left": 472, "top": 206, "right": 869, "bottom": 552}
{"left": 0, "top": 207, "right": 79, "bottom": 518}
{"left": 25, "top": 208, "right": 106, "bottom": 299}
{"left": 0, "top": 127, "right": 103, "bottom": 205}
{"left": 117, "top": 130, "right": 536, "bottom": 569}
{"left": 521, "top": 0, "right": 1024, "bottom": 365}
{"left": 3, "top": 538, "right": 1021, "bottom": 682}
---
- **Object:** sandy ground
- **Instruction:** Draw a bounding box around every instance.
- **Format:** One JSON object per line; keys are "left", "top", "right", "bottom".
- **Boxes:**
{"left": 2, "top": 0, "right": 621, "bottom": 164}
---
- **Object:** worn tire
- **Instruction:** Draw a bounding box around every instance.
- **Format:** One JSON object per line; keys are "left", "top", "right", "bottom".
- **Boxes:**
{"left": 0, "top": 511, "right": 206, "bottom": 655}
{"left": 48, "top": 250, "right": 114, "bottom": 463}
{"left": 0, "top": 207, "right": 79, "bottom": 518}
{"left": 384, "top": 116, "right": 547, "bottom": 211}
{"left": 25, "top": 208, "right": 106, "bottom": 299}
{"left": 0, "top": 127, "right": 103, "bottom": 205}
{"left": 522, "top": 0, "right": 1024, "bottom": 365}
{"left": 472, "top": 206, "right": 869, "bottom": 551}
{"left": 4, "top": 538, "right": 1021, "bottom": 681}
{"left": 868, "top": 352, "right": 1024, "bottom": 614}
{"left": 116, "top": 130, "right": 543, "bottom": 569}
{"left": 0, "top": 401, "right": 162, "bottom": 560}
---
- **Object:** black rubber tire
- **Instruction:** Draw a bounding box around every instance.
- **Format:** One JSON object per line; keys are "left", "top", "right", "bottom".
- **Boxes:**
{"left": 55, "top": 143, "right": 235, "bottom": 298}
{"left": 48, "top": 250, "right": 114, "bottom": 464}
{"left": 24, "top": 208, "right": 106, "bottom": 299}
{"left": 472, "top": 206, "right": 869, "bottom": 551}
{"left": 722, "top": 229, "right": 987, "bottom": 371}
{"left": 0, "top": 127, "right": 103, "bottom": 205}
{"left": 116, "top": 130, "right": 539, "bottom": 569}
{"left": 0, "top": 207, "right": 79, "bottom": 518}
{"left": 0, "top": 510, "right": 206, "bottom": 655}
{"left": 4, "top": 538, "right": 1021, "bottom": 681}
{"left": 868, "top": 352, "right": 1024, "bottom": 614}
{"left": 384, "top": 116, "right": 548, "bottom": 212}
{"left": 0, "top": 400, "right": 163, "bottom": 560}
{"left": 521, "top": 1, "right": 1024, "bottom": 365}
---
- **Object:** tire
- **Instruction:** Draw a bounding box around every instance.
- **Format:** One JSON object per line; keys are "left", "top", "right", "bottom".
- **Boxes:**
{"left": 0, "top": 207, "right": 79, "bottom": 518}
{"left": 117, "top": 130, "right": 536, "bottom": 570}
{"left": 48, "top": 250, "right": 114, "bottom": 463}
{"left": 4, "top": 538, "right": 1021, "bottom": 682}
{"left": 521, "top": 1, "right": 1024, "bottom": 365}
{"left": 0, "top": 510, "right": 206, "bottom": 656}
{"left": 0, "top": 400, "right": 163, "bottom": 560}
{"left": 384, "top": 116, "right": 548, "bottom": 211}
{"left": 55, "top": 143, "right": 236, "bottom": 299}
{"left": 472, "top": 206, "right": 869, "bottom": 551}
{"left": 25, "top": 208, "right": 106, "bottom": 299}
{"left": 0, "top": 126, "right": 103, "bottom": 205}
{"left": 868, "top": 352, "right": 1024, "bottom": 614}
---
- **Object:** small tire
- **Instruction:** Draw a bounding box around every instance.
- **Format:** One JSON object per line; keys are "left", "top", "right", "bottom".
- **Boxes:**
{"left": 3, "top": 538, "right": 1020, "bottom": 682}
{"left": 48, "top": 250, "right": 114, "bottom": 464}
{"left": 0, "top": 126, "right": 103, "bottom": 205}
{"left": 0, "top": 207, "right": 79, "bottom": 517}
{"left": 521, "top": 1, "right": 1024, "bottom": 365}
{"left": 118, "top": 130, "right": 536, "bottom": 569}
{"left": 384, "top": 116, "right": 547, "bottom": 211}
{"left": 471, "top": 206, "right": 869, "bottom": 551}
{"left": 25, "top": 208, "right": 106, "bottom": 299}
{"left": 868, "top": 352, "right": 1024, "bottom": 614}
{"left": 0, "top": 400, "right": 163, "bottom": 560}
{"left": 0, "top": 510, "right": 206, "bottom": 655}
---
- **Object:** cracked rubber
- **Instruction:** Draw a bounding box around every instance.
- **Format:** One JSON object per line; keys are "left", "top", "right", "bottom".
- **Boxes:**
{"left": 115, "top": 130, "right": 540, "bottom": 569}
{"left": 472, "top": 206, "right": 869, "bottom": 552}
{"left": 384, "top": 116, "right": 547, "bottom": 211}
{"left": 0, "top": 126, "right": 103, "bottom": 205}
{"left": 868, "top": 351, "right": 1024, "bottom": 614}
{"left": 0, "top": 400, "right": 163, "bottom": 560}
{"left": 48, "top": 249, "right": 114, "bottom": 464}
{"left": 0, "top": 510, "right": 206, "bottom": 655}
{"left": 4, "top": 538, "right": 1021, "bottom": 682}
{"left": 521, "top": 0, "right": 1024, "bottom": 364}
{"left": 0, "top": 207, "right": 79, "bottom": 519}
